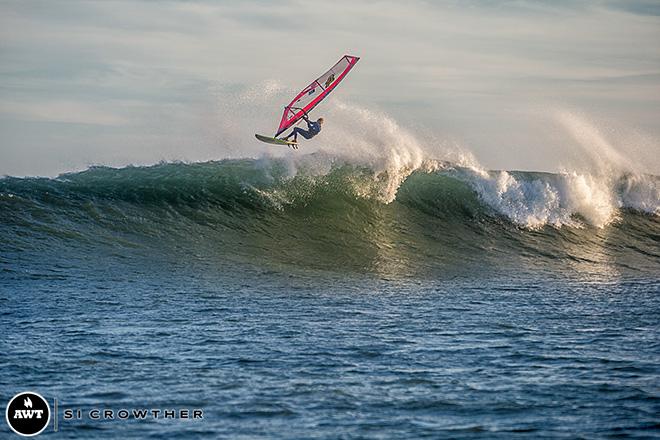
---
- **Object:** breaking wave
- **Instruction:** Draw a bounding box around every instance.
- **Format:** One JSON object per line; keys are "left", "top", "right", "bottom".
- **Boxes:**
{"left": 1, "top": 95, "right": 658, "bottom": 277}
{"left": 1, "top": 154, "right": 658, "bottom": 278}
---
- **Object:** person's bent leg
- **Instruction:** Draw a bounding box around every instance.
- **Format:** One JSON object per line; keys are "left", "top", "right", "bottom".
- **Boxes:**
{"left": 285, "top": 127, "right": 302, "bottom": 141}
{"left": 293, "top": 127, "right": 312, "bottom": 142}
{"left": 296, "top": 128, "right": 313, "bottom": 140}
{"left": 284, "top": 128, "right": 298, "bottom": 141}
{"left": 284, "top": 127, "right": 312, "bottom": 142}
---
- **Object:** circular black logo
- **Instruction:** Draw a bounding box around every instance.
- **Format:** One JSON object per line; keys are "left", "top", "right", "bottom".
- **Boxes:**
{"left": 5, "top": 392, "right": 50, "bottom": 437}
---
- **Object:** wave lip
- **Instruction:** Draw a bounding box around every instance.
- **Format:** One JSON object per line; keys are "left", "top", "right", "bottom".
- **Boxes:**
{"left": 1, "top": 156, "right": 658, "bottom": 229}
{"left": 1, "top": 157, "right": 658, "bottom": 279}
{"left": 460, "top": 167, "right": 658, "bottom": 229}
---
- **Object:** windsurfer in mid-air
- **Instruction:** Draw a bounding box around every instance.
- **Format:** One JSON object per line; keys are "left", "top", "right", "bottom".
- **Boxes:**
{"left": 254, "top": 55, "right": 359, "bottom": 149}
{"left": 281, "top": 115, "right": 323, "bottom": 149}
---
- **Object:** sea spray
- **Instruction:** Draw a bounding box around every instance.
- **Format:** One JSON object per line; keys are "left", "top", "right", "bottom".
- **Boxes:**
{"left": 209, "top": 83, "right": 660, "bottom": 229}
{"left": 457, "top": 168, "right": 625, "bottom": 229}
{"left": 555, "top": 111, "right": 658, "bottom": 223}
{"left": 252, "top": 101, "right": 443, "bottom": 204}
{"left": 318, "top": 101, "right": 434, "bottom": 203}
{"left": 618, "top": 173, "right": 660, "bottom": 215}
{"left": 1, "top": 158, "right": 658, "bottom": 277}
{"left": 440, "top": 111, "right": 659, "bottom": 228}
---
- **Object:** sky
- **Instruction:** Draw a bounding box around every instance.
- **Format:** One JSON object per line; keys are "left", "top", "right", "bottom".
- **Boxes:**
{"left": 1, "top": 0, "right": 659, "bottom": 176}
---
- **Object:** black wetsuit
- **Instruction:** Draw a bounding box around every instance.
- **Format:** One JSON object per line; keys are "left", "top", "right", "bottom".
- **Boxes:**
{"left": 287, "top": 117, "right": 321, "bottom": 141}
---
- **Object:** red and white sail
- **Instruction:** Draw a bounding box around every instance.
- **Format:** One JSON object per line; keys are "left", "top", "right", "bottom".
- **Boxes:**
{"left": 275, "top": 55, "right": 360, "bottom": 137}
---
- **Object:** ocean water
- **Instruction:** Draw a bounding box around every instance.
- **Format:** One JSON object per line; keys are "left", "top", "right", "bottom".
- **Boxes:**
{"left": 1, "top": 156, "right": 659, "bottom": 439}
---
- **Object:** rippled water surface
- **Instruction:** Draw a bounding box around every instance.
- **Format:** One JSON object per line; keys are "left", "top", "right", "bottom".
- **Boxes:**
{"left": 3, "top": 263, "right": 659, "bottom": 439}
{"left": 1, "top": 159, "right": 659, "bottom": 438}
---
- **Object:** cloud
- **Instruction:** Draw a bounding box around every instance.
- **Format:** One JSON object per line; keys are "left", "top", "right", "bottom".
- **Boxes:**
{"left": 0, "top": 0, "right": 658, "bottom": 175}
{"left": 0, "top": 100, "right": 130, "bottom": 126}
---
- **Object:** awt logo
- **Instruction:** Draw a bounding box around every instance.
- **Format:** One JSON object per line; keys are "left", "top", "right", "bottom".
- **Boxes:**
{"left": 5, "top": 392, "right": 50, "bottom": 436}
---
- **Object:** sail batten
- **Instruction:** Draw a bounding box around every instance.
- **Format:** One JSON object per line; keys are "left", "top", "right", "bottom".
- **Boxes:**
{"left": 275, "top": 55, "right": 360, "bottom": 137}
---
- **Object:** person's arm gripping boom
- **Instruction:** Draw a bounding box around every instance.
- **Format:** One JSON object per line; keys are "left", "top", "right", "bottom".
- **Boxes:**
{"left": 302, "top": 113, "right": 312, "bottom": 129}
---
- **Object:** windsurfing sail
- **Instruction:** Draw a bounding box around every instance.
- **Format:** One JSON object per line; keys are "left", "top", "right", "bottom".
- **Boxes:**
{"left": 274, "top": 55, "right": 360, "bottom": 137}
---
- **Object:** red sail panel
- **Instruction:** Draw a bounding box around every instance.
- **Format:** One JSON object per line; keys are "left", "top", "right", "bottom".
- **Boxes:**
{"left": 275, "top": 55, "right": 360, "bottom": 137}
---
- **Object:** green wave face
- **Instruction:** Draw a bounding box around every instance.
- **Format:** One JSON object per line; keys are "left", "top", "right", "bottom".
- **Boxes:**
{"left": 1, "top": 157, "right": 658, "bottom": 280}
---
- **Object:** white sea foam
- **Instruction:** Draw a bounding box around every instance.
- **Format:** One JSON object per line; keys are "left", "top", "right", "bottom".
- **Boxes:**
{"left": 455, "top": 111, "right": 659, "bottom": 228}
{"left": 222, "top": 82, "right": 659, "bottom": 228}
{"left": 285, "top": 104, "right": 658, "bottom": 228}
{"left": 458, "top": 168, "right": 617, "bottom": 228}
{"left": 273, "top": 100, "right": 443, "bottom": 203}
{"left": 618, "top": 173, "right": 660, "bottom": 216}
